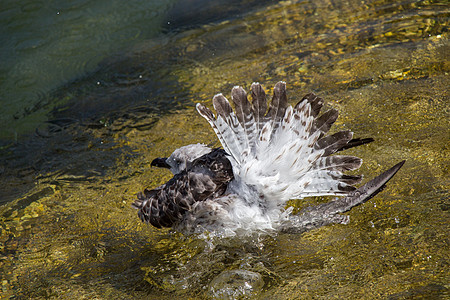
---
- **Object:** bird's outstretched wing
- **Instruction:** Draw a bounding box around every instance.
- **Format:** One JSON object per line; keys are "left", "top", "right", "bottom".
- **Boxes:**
{"left": 196, "top": 82, "right": 367, "bottom": 205}
{"left": 282, "top": 160, "right": 406, "bottom": 234}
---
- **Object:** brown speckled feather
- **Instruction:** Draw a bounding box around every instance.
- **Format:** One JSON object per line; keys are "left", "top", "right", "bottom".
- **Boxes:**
{"left": 132, "top": 148, "right": 234, "bottom": 228}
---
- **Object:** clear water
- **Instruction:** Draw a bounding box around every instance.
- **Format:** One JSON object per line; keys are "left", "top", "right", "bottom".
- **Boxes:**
{"left": 0, "top": 0, "right": 448, "bottom": 298}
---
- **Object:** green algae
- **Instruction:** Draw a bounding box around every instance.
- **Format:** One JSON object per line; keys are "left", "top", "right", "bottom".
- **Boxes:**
{"left": 1, "top": 0, "right": 448, "bottom": 298}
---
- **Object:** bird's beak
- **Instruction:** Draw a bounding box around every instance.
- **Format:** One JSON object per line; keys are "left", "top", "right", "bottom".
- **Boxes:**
{"left": 151, "top": 157, "right": 171, "bottom": 169}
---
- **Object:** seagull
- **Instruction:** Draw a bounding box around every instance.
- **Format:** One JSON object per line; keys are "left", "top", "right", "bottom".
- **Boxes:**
{"left": 132, "top": 82, "right": 405, "bottom": 237}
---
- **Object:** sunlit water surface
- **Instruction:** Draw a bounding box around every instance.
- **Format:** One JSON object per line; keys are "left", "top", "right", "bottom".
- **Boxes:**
{"left": 0, "top": 0, "right": 448, "bottom": 299}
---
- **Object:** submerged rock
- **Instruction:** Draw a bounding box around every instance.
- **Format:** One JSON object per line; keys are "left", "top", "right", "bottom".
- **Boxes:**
{"left": 208, "top": 269, "right": 264, "bottom": 299}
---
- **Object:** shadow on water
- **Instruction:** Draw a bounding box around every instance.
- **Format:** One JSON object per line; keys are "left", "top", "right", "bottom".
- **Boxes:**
{"left": 163, "top": 0, "right": 275, "bottom": 32}
{"left": 0, "top": 65, "right": 188, "bottom": 205}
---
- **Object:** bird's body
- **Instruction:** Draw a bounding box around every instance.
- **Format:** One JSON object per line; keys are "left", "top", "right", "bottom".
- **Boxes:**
{"left": 133, "top": 82, "right": 404, "bottom": 237}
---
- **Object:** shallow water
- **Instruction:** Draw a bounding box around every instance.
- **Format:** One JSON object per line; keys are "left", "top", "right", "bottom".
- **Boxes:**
{"left": 1, "top": 0, "right": 449, "bottom": 298}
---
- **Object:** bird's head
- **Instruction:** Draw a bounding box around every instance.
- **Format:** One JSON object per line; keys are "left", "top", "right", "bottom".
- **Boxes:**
{"left": 151, "top": 143, "right": 212, "bottom": 174}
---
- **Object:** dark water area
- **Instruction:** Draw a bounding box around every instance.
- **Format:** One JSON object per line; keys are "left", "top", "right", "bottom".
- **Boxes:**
{"left": 163, "top": 0, "right": 275, "bottom": 32}
{"left": 0, "top": 0, "right": 449, "bottom": 298}
{"left": 0, "top": 0, "right": 274, "bottom": 143}
{"left": 0, "top": 0, "right": 274, "bottom": 204}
